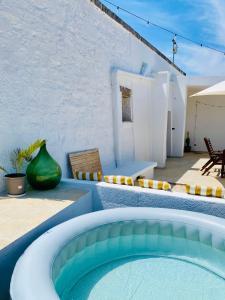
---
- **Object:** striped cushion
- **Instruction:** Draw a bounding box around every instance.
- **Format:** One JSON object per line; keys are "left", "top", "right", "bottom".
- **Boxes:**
{"left": 104, "top": 175, "right": 134, "bottom": 186}
{"left": 138, "top": 179, "right": 171, "bottom": 191}
{"left": 186, "top": 184, "right": 224, "bottom": 198}
{"left": 75, "top": 171, "right": 102, "bottom": 181}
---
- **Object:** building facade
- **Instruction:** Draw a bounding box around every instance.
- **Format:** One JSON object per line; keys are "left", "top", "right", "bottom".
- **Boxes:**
{"left": 0, "top": 0, "right": 187, "bottom": 191}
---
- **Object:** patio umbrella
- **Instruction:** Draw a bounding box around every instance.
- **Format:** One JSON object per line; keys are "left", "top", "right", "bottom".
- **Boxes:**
{"left": 190, "top": 80, "right": 225, "bottom": 97}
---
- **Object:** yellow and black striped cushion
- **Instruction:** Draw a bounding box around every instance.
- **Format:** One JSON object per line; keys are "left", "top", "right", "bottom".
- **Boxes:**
{"left": 75, "top": 171, "right": 102, "bottom": 182}
{"left": 186, "top": 184, "right": 224, "bottom": 198}
{"left": 104, "top": 175, "right": 134, "bottom": 186}
{"left": 138, "top": 179, "right": 171, "bottom": 191}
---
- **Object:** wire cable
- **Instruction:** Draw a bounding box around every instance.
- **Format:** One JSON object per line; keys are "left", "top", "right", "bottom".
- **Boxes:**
{"left": 196, "top": 101, "right": 225, "bottom": 108}
{"left": 102, "top": 0, "right": 225, "bottom": 55}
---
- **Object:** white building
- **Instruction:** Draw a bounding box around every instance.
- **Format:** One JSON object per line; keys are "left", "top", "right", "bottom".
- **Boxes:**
{"left": 0, "top": 0, "right": 187, "bottom": 191}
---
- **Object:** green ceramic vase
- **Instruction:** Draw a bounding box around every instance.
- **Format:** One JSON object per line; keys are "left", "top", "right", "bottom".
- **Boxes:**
{"left": 26, "top": 141, "right": 62, "bottom": 190}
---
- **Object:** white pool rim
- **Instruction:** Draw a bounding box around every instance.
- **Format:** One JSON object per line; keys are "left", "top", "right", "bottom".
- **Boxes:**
{"left": 10, "top": 207, "right": 225, "bottom": 300}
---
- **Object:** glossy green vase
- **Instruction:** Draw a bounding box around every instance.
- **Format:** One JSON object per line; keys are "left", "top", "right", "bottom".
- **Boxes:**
{"left": 26, "top": 142, "right": 62, "bottom": 190}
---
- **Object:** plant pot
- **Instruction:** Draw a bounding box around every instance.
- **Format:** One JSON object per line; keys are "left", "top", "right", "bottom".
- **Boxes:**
{"left": 5, "top": 173, "right": 26, "bottom": 196}
{"left": 184, "top": 146, "right": 192, "bottom": 152}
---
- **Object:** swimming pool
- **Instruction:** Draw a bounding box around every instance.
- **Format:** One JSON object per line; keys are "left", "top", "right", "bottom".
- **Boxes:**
{"left": 10, "top": 208, "right": 225, "bottom": 299}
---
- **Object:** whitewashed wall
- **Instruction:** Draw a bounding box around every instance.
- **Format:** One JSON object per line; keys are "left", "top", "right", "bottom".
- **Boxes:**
{"left": 171, "top": 75, "right": 187, "bottom": 156}
{"left": 0, "top": 0, "right": 184, "bottom": 191}
{"left": 151, "top": 72, "right": 170, "bottom": 167}
{"left": 186, "top": 76, "right": 225, "bottom": 152}
{"left": 112, "top": 70, "right": 153, "bottom": 166}
{"left": 186, "top": 96, "right": 225, "bottom": 151}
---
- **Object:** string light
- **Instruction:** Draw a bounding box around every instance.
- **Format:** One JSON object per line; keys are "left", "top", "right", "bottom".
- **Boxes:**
{"left": 102, "top": 0, "right": 225, "bottom": 56}
{"left": 196, "top": 101, "right": 225, "bottom": 108}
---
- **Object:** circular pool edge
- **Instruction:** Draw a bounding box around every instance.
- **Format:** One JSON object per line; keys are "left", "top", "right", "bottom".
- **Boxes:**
{"left": 10, "top": 208, "right": 225, "bottom": 300}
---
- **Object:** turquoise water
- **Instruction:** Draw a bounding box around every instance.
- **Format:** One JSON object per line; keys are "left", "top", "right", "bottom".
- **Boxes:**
{"left": 54, "top": 222, "right": 225, "bottom": 300}
{"left": 68, "top": 256, "right": 225, "bottom": 300}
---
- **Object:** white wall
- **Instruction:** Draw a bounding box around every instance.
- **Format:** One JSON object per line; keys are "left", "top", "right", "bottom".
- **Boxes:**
{"left": 0, "top": 0, "right": 185, "bottom": 191}
{"left": 186, "top": 76, "right": 225, "bottom": 152}
{"left": 171, "top": 75, "right": 187, "bottom": 157}
{"left": 112, "top": 70, "right": 153, "bottom": 166}
{"left": 151, "top": 72, "right": 170, "bottom": 167}
{"left": 112, "top": 70, "right": 186, "bottom": 168}
{"left": 186, "top": 96, "right": 225, "bottom": 151}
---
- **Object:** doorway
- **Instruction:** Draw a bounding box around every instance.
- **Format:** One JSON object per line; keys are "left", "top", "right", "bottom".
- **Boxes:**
{"left": 167, "top": 111, "right": 172, "bottom": 157}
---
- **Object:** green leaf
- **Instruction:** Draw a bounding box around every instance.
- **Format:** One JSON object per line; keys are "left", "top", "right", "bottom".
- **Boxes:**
{"left": 8, "top": 139, "right": 45, "bottom": 173}
{"left": 10, "top": 148, "right": 22, "bottom": 173}
{"left": 20, "top": 139, "right": 45, "bottom": 163}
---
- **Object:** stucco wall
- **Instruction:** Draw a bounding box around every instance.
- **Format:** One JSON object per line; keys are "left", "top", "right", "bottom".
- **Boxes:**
{"left": 151, "top": 72, "right": 170, "bottom": 167}
{"left": 0, "top": 0, "right": 184, "bottom": 191}
{"left": 171, "top": 75, "right": 187, "bottom": 156}
{"left": 112, "top": 70, "right": 154, "bottom": 166}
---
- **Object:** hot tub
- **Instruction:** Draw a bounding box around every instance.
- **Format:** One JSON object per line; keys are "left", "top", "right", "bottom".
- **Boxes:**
{"left": 10, "top": 208, "right": 225, "bottom": 299}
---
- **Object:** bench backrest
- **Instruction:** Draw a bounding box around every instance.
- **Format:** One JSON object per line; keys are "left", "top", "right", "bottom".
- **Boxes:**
{"left": 68, "top": 148, "right": 102, "bottom": 178}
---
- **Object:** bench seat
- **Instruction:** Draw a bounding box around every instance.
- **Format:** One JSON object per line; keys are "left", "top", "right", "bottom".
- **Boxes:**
{"left": 103, "top": 161, "right": 157, "bottom": 180}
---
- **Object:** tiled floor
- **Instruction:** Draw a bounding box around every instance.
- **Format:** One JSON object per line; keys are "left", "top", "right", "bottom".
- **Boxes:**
{"left": 154, "top": 152, "right": 225, "bottom": 193}
{"left": 0, "top": 184, "right": 86, "bottom": 249}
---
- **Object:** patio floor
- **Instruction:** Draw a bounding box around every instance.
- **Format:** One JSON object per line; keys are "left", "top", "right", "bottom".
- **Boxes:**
{"left": 0, "top": 183, "right": 86, "bottom": 250}
{"left": 154, "top": 152, "right": 225, "bottom": 193}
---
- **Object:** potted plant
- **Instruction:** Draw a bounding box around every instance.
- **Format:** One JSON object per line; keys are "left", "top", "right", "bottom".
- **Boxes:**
{"left": 0, "top": 139, "right": 44, "bottom": 196}
{"left": 184, "top": 131, "right": 191, "bottom": 152}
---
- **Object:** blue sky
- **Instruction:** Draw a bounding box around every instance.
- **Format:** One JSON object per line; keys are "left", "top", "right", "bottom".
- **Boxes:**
{"left": 103, "top": 0, "right": 225, "bottom": 75}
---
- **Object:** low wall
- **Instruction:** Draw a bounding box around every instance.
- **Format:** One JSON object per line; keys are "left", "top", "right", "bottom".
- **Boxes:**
{"left": 66, "top": 179, "right": 225, "bottom": 219}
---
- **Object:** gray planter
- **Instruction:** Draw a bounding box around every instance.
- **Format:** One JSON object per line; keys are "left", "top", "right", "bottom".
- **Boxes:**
{"left": 5, "top": 174, "right": 26, "bottom": 196}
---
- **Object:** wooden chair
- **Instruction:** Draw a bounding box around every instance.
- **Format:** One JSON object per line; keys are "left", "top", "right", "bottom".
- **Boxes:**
{"left": 68, "top": 148, "right": 102, "bottom": 178}
{"left": 202, "top": 138, "right": 224, "bottom": 177}
{"left": 201, "top": 138, "right": 220, "bottom": 171}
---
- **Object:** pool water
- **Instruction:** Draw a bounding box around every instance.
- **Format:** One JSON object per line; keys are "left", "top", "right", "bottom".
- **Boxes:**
{"left": 54, "top": 222, "right": 225, "bottom": 300}
{"left": 68, "top": 256, "right": 225, "bottom": 300}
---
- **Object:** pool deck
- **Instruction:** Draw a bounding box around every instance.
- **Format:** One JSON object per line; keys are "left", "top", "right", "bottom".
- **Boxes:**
{"left": 0, "top": 181, "right": 93, "bottom": 300}
{"left": 154, "top": 152, "right": 225, "bottom": 192}
{"left": 0, "top": 184, "right": 86, "bottom": 250}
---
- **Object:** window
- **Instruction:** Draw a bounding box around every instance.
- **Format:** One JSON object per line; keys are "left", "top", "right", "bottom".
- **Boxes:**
{"left": 120, "top": 86, "right": 133, "bottom": 122}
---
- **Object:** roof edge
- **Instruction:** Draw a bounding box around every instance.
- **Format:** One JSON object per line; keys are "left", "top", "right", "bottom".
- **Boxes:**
{"left": 90, "top": 0, "right": 186, "bottom": 76}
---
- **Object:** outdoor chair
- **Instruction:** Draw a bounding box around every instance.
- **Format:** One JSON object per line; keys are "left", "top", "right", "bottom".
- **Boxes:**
{"left": 202, "top": 137, "right": 225, "bottom": 178}
{"left": 68, "top": 148, "right": 102, "bottom": 178}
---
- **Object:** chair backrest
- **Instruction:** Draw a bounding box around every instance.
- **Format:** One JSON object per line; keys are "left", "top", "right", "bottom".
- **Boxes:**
{"left": 68, "top": 148, "right": 102, "bottom": 178}
{"left": 204, "top": 137, "right": 215, "bottom": 157}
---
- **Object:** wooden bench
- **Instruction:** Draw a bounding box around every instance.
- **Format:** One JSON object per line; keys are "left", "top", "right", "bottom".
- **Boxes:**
{"left": 68, "top": 148, "right": 157, "bottom": 180}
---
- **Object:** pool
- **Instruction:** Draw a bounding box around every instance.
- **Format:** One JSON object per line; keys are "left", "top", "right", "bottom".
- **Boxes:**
{"left": 10, "top": 208, "right": 225, "bottom": 299}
